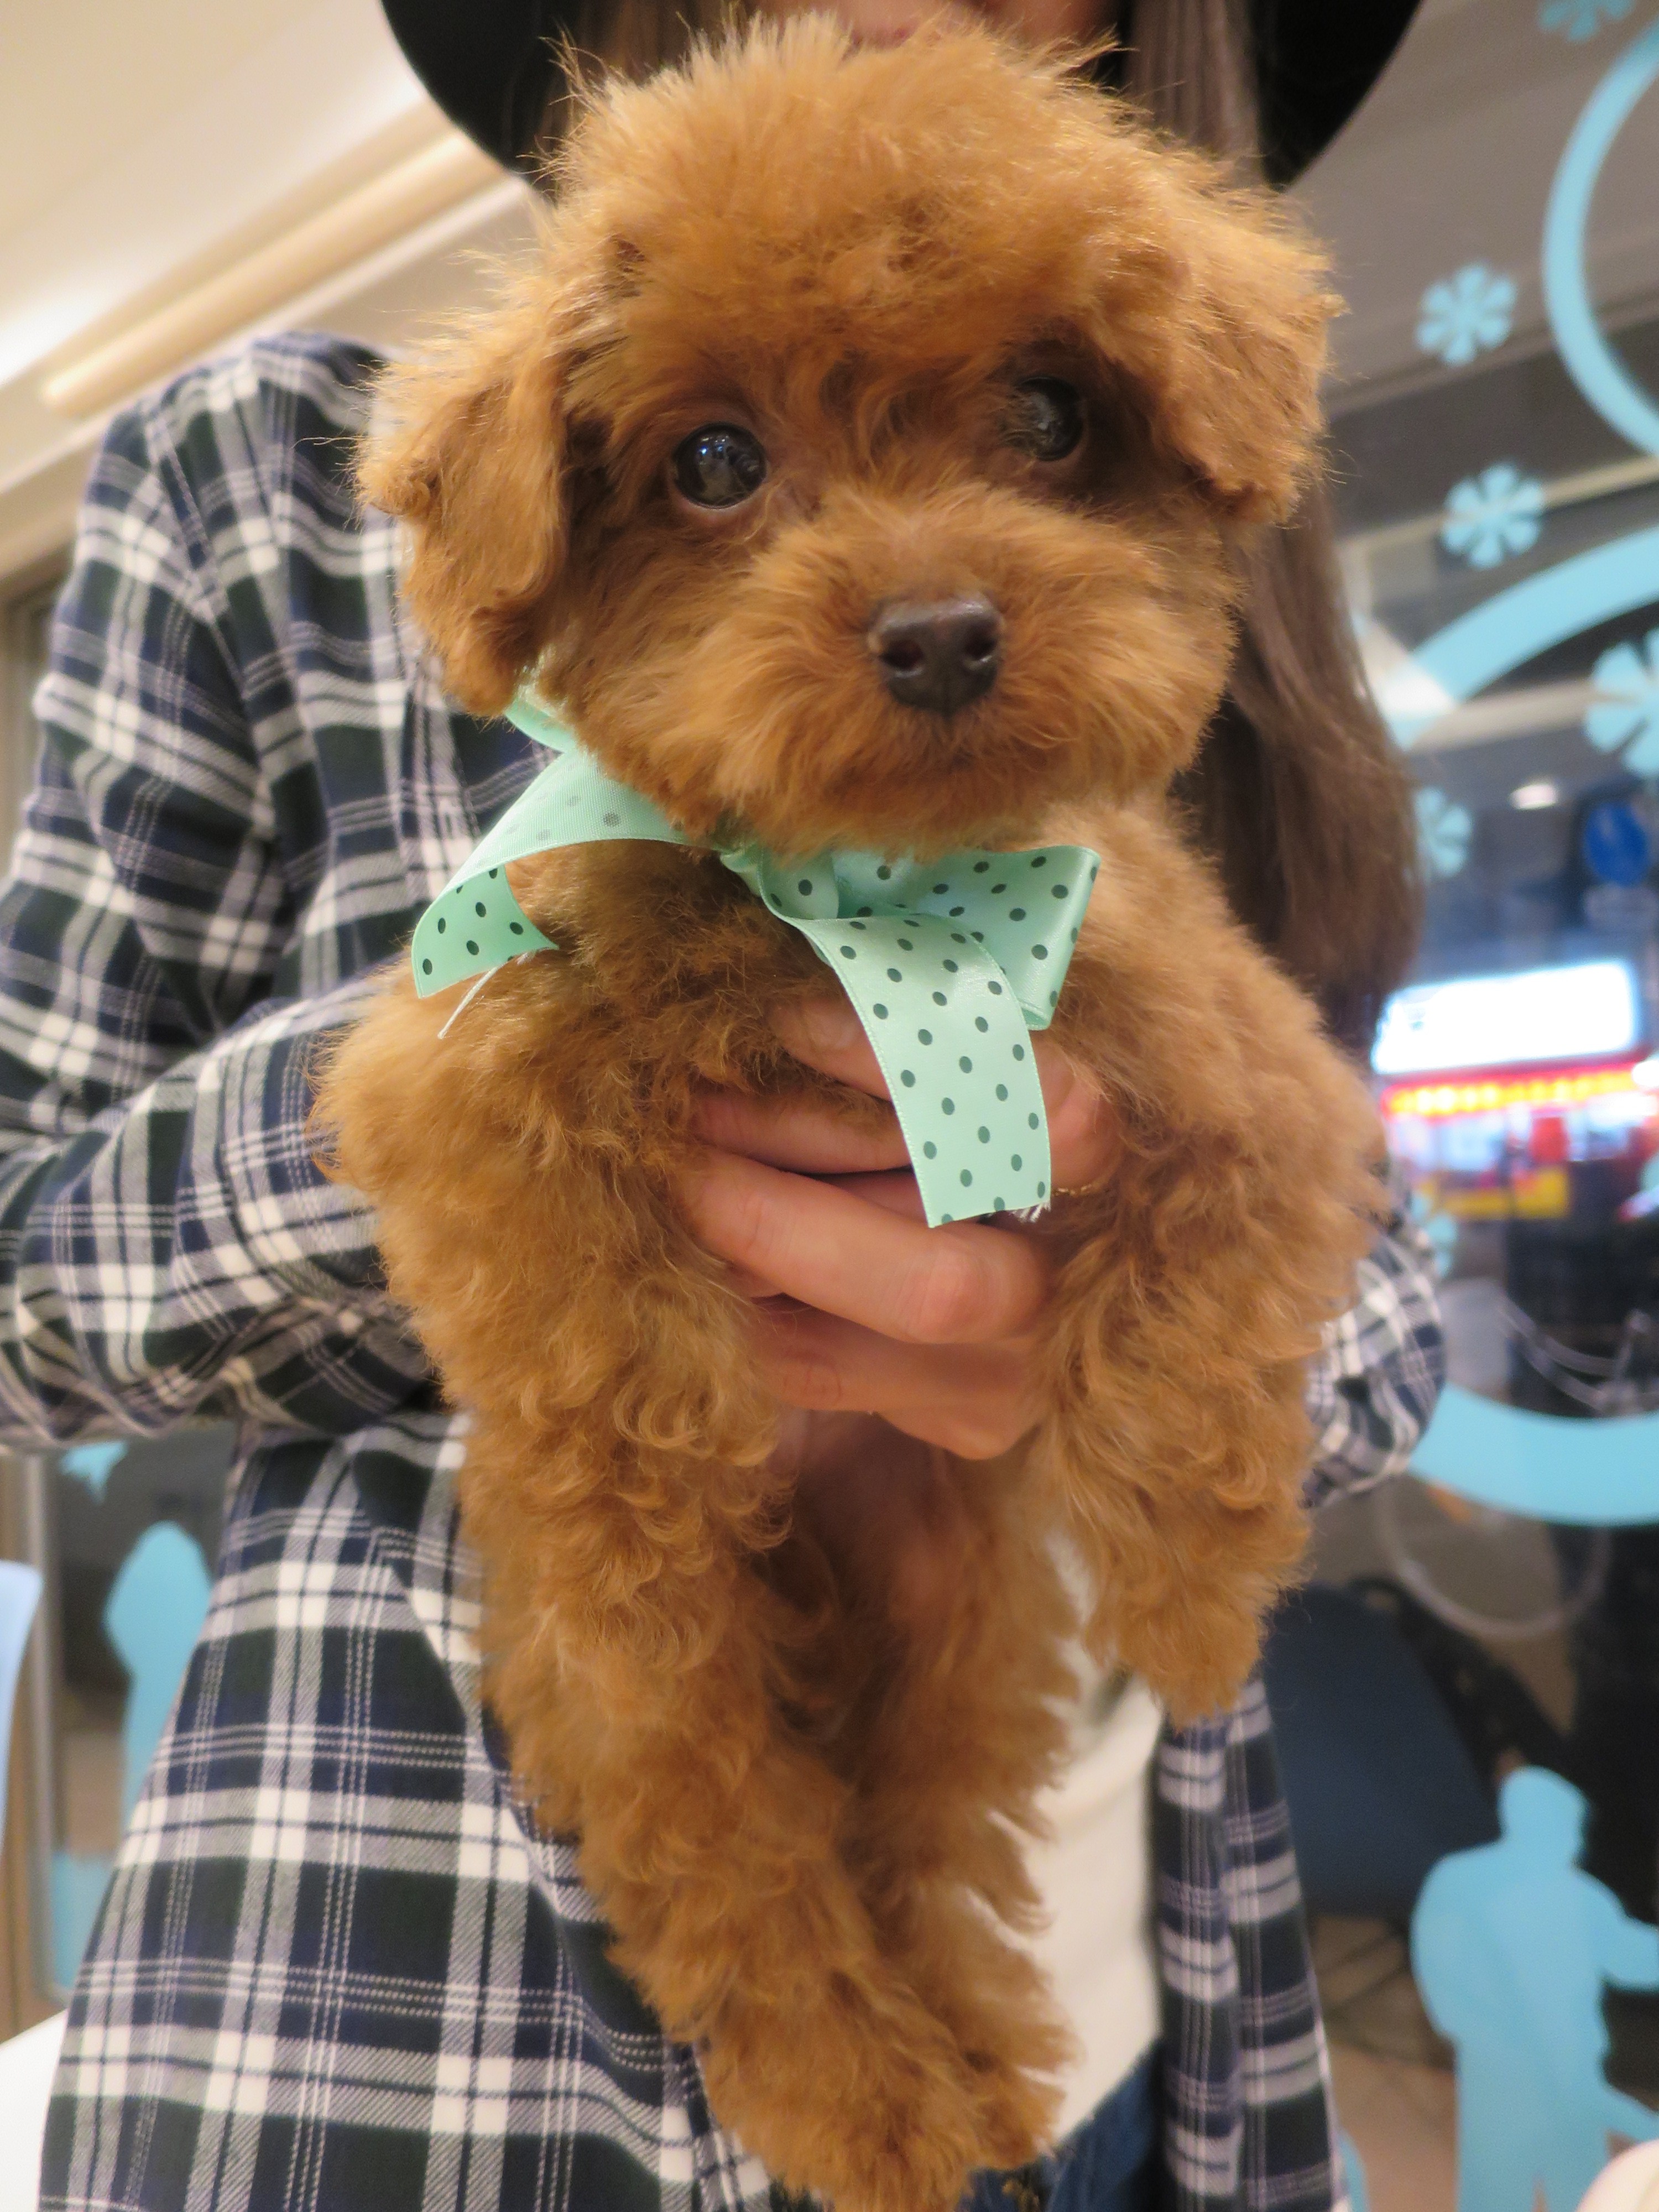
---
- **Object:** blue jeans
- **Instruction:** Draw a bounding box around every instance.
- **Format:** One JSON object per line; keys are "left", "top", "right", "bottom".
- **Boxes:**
{"left": 959, "top": 2048, "right": 1161, "bottom": 2212}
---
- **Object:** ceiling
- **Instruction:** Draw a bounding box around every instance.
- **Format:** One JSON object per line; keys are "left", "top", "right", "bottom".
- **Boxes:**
{"left": 0, "top": 0, "right": 435, "bottom": 411}
{"left": 0, "top": 0, "right": 301, "bottom": 243}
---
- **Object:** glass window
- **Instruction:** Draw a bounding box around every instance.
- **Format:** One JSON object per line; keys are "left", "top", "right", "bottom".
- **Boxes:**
{"left": 1288, "top": 0, "right": 1659, "bottom": 2162}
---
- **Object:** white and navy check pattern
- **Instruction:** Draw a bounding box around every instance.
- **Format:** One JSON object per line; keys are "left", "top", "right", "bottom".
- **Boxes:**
{"left": 4, "top": 337, "right": 1443, "bottom": 2212}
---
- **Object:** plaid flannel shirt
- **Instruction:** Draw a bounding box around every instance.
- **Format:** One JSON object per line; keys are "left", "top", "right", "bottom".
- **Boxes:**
{"left": 11, "top": 337, "right": 1443, "bottom": 2212}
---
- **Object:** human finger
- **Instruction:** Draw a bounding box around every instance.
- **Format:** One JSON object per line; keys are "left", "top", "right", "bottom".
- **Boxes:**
{"left": 755, "top": 1304, "right": 1041, "bottom": 1459}
{"left": 771, "top": 998, "right": 1118, "bottom": 1192}
{"left": 680, "top": 1150, "right": 1050, "bottom": 1343}
{"left": 821, "top": 1168, "right": 927, "bottom": 1220}
{"left": 716, "top": 1176, "right": 924, "bottom": 1298}
{"left": 1042, "top": 1050, "right": 1119, "bottom": 1194}
{"left": 690, "top": 1085, "right": 909, "bottom": 1173}
{"left": 769, "top": 995, "right": 889, "bottom": 1097}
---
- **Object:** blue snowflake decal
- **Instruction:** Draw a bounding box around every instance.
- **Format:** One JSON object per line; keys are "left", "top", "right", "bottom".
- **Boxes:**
{"left": 1539, "top": 0, "right": 1633, "bottom": 39}
{"left": 1585, "top": 630, "right": 1659, "bottom": 774}
{"left": 1416, "top": 264, "right": 1517, "bottom": 367}
{"left": 1416, "top": 787, "right": 1473, "bottom": 879}
{"left": 1441, "top": 465, "right": 1545, "bottom": 569}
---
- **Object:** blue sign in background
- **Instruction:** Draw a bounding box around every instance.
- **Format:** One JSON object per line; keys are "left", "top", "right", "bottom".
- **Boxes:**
{"left": 1582, "top": 800, "right": 1652, "bottom": 886}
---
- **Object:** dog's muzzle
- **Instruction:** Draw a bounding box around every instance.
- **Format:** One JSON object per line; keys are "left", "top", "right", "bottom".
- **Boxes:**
{"left": 868, "top": 597, "right": 1002, "bottom": 717}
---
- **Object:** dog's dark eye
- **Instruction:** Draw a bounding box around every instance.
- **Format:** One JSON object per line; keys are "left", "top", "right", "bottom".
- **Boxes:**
{"left": 672, "top": 424, "right": 768, "bottom": 508}
{"left": 1004, "top": 378, "right": 1084, "bottom": 463}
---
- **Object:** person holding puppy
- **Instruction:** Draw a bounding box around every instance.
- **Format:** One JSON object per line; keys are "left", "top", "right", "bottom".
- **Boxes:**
{"left": 23, "top": 4, "right": 1437, "bottom": 2211}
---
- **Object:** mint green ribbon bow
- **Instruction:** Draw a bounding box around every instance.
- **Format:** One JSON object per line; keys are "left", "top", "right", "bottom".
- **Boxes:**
{"left": 413, "top": 693, "right": 1099, "bottom": 1227}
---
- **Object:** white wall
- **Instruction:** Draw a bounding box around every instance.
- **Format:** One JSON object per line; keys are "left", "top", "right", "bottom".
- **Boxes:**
{"left": 0, "top": 0, "right": 538, "bottom": 578}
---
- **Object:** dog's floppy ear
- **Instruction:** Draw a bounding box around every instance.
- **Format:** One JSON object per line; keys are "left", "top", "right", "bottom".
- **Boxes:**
{"left": 1088, "top": 159, "right": 1338, "bottom": 524}
{"left": 358, "top": 298, "right": 571, "bottom": 714}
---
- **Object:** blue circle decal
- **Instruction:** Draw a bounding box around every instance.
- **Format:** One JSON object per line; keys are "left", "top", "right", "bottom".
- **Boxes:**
{"left": 1542, "top": 18, "right": 1659, "bottom": 454}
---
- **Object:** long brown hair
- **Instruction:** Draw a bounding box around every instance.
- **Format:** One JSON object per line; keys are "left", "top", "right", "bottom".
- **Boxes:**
{"left": 1123, "top": 0, "right": 1420, "bottom": 1054}
{"left": 545, "top": 0, "right": 731, "bottom": 118}
{"left": 543, "top": 0, "right": 1421, "bottom": 1055}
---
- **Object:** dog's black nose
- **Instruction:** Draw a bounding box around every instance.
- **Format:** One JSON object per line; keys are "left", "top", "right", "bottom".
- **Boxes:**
{"left": 868, "top": 597, "right": 1003, "bottom": 717}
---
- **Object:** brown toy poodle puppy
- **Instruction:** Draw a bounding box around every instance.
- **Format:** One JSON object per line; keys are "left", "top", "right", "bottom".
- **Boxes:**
{"left": 316, "top": 22, "right": 1381, "bottom": 2209}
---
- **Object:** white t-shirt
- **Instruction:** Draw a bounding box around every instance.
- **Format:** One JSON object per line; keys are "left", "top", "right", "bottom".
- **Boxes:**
{"left": 1025, "top": 1670, "right": 1162, "bottom": 2136}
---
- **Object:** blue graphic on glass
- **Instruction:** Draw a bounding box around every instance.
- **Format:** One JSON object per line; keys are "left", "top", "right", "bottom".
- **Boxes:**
{"left": 49, "top": 1521, "right": 211, "bottom": 1990}
{"left": 1338, "top": 2132, "right": 1370, "bottom": 2212}
{"left": 1412, "top": 1769, "right": 1659, "bottom": 2212}
{"left": 105, "top": 1523, "right": 211, "bottom": 1829}
{"left": 1416, "top": 787, "right": 1473, "bottom": 878}
{"left": 1381, "top": 528, "right": 1659, "bottom": 752}
{"left": 1416, "top": 265, "right": 1517, "bottom": 367}
{"left": 60, "top": 1441, "right": 128, "bottom": 1496}
{"left": 1539, "top": 0, "right": 1634, "bottom": 41}
{"left": 0, "top": 1559, "right": 43, "bottom": 1841}
{"left": 1586, "top": 630, "right": 1659, "bottom": 774}
{"left": 1543, "top": 19, "right": 1659, "bottom": 455}
{"left": 1441, "top": 465, "right": 1545, "bottom": 568}
{"left": 1412, "top": 1385, "right": 1659, "bottom": 1523}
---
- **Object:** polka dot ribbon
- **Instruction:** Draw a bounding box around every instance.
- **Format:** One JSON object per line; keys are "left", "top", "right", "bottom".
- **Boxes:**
{"left": 411, "top": 693, "right": 1099, "bottom": 1227}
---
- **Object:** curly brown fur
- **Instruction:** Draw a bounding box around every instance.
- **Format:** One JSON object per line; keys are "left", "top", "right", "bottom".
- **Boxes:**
{"left": 316, "top": 21, "right": 1381, "bottom": 2209}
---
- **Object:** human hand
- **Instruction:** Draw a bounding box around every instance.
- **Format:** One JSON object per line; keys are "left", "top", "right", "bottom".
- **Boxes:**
{"left": 682, "top": 994, "right": 1117, "bottom": 1462}
{"left": 680, "top": 995, "right": 1115, "bottom": 1624}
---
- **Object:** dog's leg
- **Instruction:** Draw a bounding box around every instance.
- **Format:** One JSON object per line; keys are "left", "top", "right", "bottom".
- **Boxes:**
{"left": 470, "top": 1411, "right": 1008, "bottom": 2212}
{"left": 1037, "top": 815, "right": 1381, "bottom": 1722}
{"left": 820, "top": 1445, "right": 1081, "bottom": 2168}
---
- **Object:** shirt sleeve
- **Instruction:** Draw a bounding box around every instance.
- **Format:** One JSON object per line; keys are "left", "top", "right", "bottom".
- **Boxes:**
{"left": 0, "top": 387, "right": 427, "bottom": 1444}
{"left": 1303, "top": 1193, "right": 1447, "bottom": 1507}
